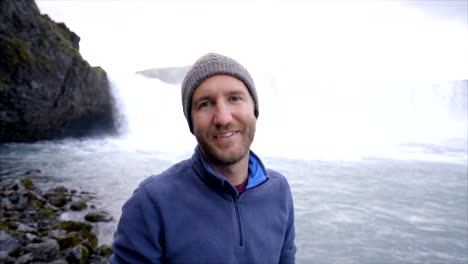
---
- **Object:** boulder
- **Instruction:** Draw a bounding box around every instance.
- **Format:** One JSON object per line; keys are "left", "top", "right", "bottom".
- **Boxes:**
{"left": 85, "top": 211, "right": 113, "bottom": 222}
{"left": 24, "top": 238, "right": 60, "bottom": 261}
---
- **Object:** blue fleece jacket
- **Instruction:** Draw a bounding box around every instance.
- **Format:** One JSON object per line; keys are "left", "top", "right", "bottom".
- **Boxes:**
{"left": 111, "top": 146, "right": 296, "bottom": 264}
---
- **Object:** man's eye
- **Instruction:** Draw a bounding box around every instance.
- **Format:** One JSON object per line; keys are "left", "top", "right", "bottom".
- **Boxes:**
{"left": 198, "top": 101, "right": 211, "bottom": 109}
{"left": 230, "top": 96, "right": 241, "bottom": 102}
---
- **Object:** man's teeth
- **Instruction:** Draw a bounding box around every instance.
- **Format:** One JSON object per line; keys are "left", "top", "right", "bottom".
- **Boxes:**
{"left": 216, "top": 132, "right": 236, "bottom": 138}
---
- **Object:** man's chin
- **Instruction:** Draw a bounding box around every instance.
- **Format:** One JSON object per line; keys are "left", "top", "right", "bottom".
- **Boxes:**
{"left": 206, "top": 149, "right": 246, "bottom": 166}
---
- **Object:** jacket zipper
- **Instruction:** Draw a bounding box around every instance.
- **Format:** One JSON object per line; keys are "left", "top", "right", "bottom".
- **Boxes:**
{"left": 230, "top": 178, "right": 268, "bottom": 247}
{"left": 232, "top": 196, "right": 244, "bottom": 247}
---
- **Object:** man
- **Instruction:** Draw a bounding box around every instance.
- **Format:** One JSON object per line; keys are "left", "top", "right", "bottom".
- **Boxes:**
{"left": 110, "top": 53, "right": 296, "bottom": 263}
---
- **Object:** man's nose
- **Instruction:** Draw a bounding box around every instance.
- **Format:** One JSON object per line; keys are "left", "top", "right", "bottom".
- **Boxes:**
{"left": 213, "top": 102, "right": 232, "bottom": 126}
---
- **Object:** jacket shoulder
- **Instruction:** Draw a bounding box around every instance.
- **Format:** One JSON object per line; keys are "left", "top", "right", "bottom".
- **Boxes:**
{"left": 266, "top": 169, "right": 290, "bottom": 184}
{"left": 139, "top": 159, "right": 192, "bottom": 188}
{"left": 135, "top": 159, "right": 197, "bottom": 201}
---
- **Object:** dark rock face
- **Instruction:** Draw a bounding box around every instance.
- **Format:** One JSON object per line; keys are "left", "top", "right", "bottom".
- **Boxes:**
{"left": 0, "top": 0, "right": 116, "bottom": 143}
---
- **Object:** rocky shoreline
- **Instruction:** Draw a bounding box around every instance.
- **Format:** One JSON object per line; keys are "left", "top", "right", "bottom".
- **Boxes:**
{"left": 0, "top": 171, "right": 114, "bottom": 263}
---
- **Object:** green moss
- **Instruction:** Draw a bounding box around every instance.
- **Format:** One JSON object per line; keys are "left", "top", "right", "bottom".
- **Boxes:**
{"left": 48, "top": 195, "right": 69, "bottom": 207}
{"left": 8, "top": 37, "right": 29, "bottom": 61}
{"left": 0, "top": 220, "right": 10, "bottom": 231}
{"left": 52, "top": 186, "right": 68, "bottom": 194}
{"left": 80, "top": 244, "right": 90, "bottom": 264}
{"left": 38, "top": 38, "right": 50, "bottom": 49}
{"left": 0, "top": 220, "right": 19, "bottom": 231}
{"left": 84, "top": 232, "right": 98, "bottom": 248}
{"left": 95, "top": 66, "right": 106, "bottom": 76}
{"left": 46, "top": 22, "right": 81, "bottom": 59}
{"left": 0, "top": 37, "right": 30, "bottom": 91}
{"left": 55, "top": 232, "right": 83, "bottom": 250}
{"left": 36, "top": 208, "right": 55, "bottom": 219}
{"left": 57, "top": 221, "right": 98, "bottom": 248}
{"left": 58, "top": 221, "right": 92, "bottom": 233}
{"left": 20, "top": 178, "right": 34, "bottom": 190}
{"left": 98, "top": 244, "right": 113, "bottom": 257}
{"left": 31, "top": 198, "right": 43, "bottom": 209}
{"left": 70, "top": 200, "right": 87, "bottom": 211}
{"left": 57, "top": 221, "right": 99, "bottom": 248}
{"left": 35, "top": 51, "right": 55, "bottom": 72}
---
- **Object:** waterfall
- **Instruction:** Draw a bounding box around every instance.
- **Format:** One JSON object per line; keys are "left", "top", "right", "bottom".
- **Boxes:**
{"left": 108, "top": 70, "right": 467, "bottom": 160}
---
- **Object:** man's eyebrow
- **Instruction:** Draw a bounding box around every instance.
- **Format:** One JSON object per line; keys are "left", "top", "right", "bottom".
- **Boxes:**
{"left": 192, "top": 95, "right": 211, "bottom": 104}
{"left": 226, "top": 87, "right": 249, "bottom": 95}
{"left": 227, "top": 90, "right": 245, "bottom": 95}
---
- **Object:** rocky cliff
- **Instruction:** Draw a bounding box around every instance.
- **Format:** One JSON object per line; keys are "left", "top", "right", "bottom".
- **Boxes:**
{"left": 0, "top": 0, "right": 116, "bottom": 143}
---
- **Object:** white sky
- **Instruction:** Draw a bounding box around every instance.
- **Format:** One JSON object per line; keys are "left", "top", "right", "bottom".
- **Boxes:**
{"left": 36, "top": 0, "right": 468, "bottom": 81}
{"left": 34, "top": 0, "right": 467, "bottom": 159}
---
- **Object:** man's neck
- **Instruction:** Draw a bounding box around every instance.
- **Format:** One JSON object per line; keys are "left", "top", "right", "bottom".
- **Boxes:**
{"left": 209, "top": 155, "right": 249, "bottom": 186}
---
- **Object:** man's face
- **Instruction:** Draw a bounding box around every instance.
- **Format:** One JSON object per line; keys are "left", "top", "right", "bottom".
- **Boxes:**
{"left": 191, "top": 75, "right": 256, "bottom": 166}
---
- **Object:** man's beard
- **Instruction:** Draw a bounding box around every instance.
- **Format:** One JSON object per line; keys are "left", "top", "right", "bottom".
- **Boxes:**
{"left": 196, "top": 125, "right": 255, "bottom": 166}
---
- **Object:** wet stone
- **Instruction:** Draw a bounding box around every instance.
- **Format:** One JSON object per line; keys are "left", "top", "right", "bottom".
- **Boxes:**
{"left": 1, "top": 197, "right": 13, "bottom": 210}
{"left": 70, "top": 200, "right": 87, "bottom": 211}
{"left": 48, "top": 195, "right": 69, "bottom": 207}
{"left": 66, "top": 244, "right": 89, "bottom": 264}
{"left": 16, "top": 223, "right": 35, "bottom": 233}
{"left": 48, "top": 229, "right": 67, "bottom": 238}
{"left": 1, "top": 176, "right": 113, "bottom": 263}
{"left": 0, "top": 230, "right": 20, "bottom": 254}
{"left": 25, "top": 237, "right": 60, "bottom": 261}
{"left": 25, "top": 233, "right": 40, "bottom": 242}
{"left": 85, "top": 211, "right": 113, "bottom": 222}
{"left": 14, "top": 252, "right": 34, "bottom": 264}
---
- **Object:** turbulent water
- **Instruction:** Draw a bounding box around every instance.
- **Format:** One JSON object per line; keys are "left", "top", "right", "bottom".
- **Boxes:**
{"left": 1, "top": 74, "right": 467, "bottom": 263}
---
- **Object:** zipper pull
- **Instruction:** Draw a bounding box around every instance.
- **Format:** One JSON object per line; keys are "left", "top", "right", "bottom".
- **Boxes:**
{"left": 232, "top": 194, "right": 238, "bottom": 206}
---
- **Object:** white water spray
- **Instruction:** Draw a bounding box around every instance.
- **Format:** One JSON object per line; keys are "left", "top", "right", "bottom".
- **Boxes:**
{"left": 109, "top": 70, "right": 467, "bottom": 161}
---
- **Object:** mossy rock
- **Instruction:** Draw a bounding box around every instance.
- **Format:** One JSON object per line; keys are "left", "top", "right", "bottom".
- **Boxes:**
{"left": 20, "top": 178, "right": 35, "bottom": 190}
{"left": 51, "top": 186, "right": 68, "bottom": 194}
{"left": 0, "top": 220, "right": 18, "bottom": 231}
{"left": 65, "top": 244, "right": 89, "bottom": 264}
{"left": 35, "top": 208, "right": 55, "bottom": 219}
{"left": 48, "top": 195, "right": 69, "bottom": 207}
{"left": 57, "top": 221, "right": 97, "bottom": 248}
{"left": 97, "top": 244, "right": 113, "bottom": 257}
{"left": 57, "top": 221, "right": 92, "bottom": 233}
{"left": 84, "top": 211, "right": 113, "bottom": 222}
{"left": 1, "top": 0, "right": 116, "bottom": 143}
{"left": 27, "top": 198, "right": 44, "bottom": 210}
{"left": 0, "top": 220, "right": 10, "bottom": 231}
{"left": 55, "top": 232, "right": 84, "bottom": 250}
{"left": 84, "top": 232, "right": 98, "bottom": 249}
{"left": 36, "top": 230, "right": 46, "bottom": 237}
{"left": 80, "top": 244, "right": 90, "bottom": 264}
{"left": 70, "top": 200, "right": 87, "bottom": 211}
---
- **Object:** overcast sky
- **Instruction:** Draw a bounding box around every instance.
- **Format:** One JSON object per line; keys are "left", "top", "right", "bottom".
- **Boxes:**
{"left": 36, "top": 0, "right": 468, "bottom": 81}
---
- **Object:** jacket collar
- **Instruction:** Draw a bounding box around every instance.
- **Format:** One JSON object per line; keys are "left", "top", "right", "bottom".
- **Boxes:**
{"left": 191, "top": 145, "right": 268, "bottom": 195}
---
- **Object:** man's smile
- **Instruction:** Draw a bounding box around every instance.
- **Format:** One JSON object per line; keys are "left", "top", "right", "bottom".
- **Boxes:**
{"left": 214, "top": 131, "right": 239, "bottom": 138}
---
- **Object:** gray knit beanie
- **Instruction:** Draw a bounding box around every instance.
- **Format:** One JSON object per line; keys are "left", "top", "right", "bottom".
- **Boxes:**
{"left": 181, "top": 53, "right": 259, "bottom": 133}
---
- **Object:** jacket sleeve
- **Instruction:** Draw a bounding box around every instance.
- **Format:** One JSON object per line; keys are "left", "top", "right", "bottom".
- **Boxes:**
{"left": 279, "top": 179, "right": 297, "bottom": 264}
{"left": 110, "top": 184, "right": 164, "bottom": 264}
